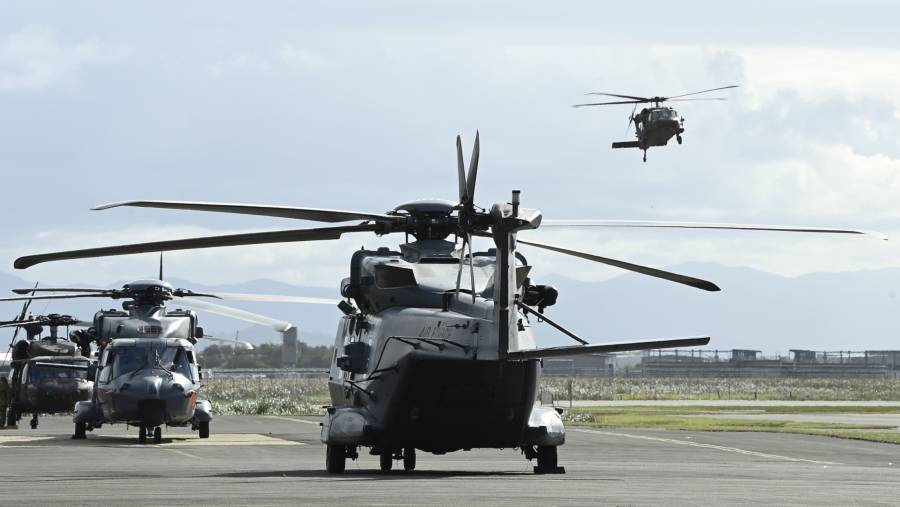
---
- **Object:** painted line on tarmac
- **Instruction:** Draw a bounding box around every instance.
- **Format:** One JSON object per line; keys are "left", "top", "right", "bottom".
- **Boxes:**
{"left": 160, "top": 447, "right": 199, "bottom": 459}
{"left": 572, "top": 428, "right": 842, "bottom": 465}
{"left": 263, "top": 416, "right": 321, "bottom": 426}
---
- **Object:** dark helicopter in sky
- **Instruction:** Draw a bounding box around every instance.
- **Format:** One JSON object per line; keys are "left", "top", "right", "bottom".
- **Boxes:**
{"left": 574, "top": 85, "right": 739, "bottom": 161}
{"left": 10, "top": 132, "right": 882, "bottom": 470}
{"left": 0, "top": 278, "right": 311, "bottom": 443}
{"left": 1, "top": 302, "right": 94, "bottom": 429}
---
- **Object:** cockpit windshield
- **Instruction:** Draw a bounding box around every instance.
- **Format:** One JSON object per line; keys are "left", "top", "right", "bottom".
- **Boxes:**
{"left": 110, "top": 347, "right": 147, "bottom": 378}
{"left": 651, "top": 109, "right": 678, "bottom": 121}
{"left": 28, "top": 362, "right": 89, "bottom": 381}
{"left": 156, "top": 346, "right": 193, "bottom": 379}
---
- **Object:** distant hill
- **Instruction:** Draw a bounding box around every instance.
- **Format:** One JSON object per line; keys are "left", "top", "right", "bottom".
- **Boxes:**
{"left": 2, "top": 264, "right": 900, "bottom": 352}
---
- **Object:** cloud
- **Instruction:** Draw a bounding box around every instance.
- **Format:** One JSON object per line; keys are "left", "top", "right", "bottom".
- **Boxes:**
{"left": 207, "top": 44, "right": 328, "bottom": 76}
{"left": 0, "top": 25, "right": 127, "bottom": 92}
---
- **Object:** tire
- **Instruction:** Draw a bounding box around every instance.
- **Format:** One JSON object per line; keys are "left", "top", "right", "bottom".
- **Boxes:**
{"left": 325, "top": 445, "right": 346, "bottom": 474}
{"left": 536, "top": 445, "right": 558, "bottom": 471}
{"left": 153, "top": 427, "right": 162, "bottom": 443}
{"left": 5, "top": 407, "right": 15, "bottom": 427}
{"left": 30, "top": 418, "right": 37, "bottom": 429}
{"left": 138, "top": 425, "right": 147, "bottom": 444}
{"left": 403, "top": 448, "right": 416, "bottom": 471}
{"left": 379, "top": 449, "right": 393, "bottom": 472}
{"left": 74, "top": 421, "right": 86, "bottom": 440}
{"left": 198, "top": 421, "right": 210, "bottom": 439}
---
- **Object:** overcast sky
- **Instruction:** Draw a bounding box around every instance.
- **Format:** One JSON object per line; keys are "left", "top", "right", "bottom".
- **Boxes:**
{"left": 2, "top": 1, "right": 899, "bottom": 290}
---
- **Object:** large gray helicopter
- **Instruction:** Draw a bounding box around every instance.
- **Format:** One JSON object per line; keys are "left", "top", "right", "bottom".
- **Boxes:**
{"left": 0, "top": 278, "right": 316, "bottom": 443}
{"left": 11, "top": 133, "right": 882, "bottom": 469}
{"left": 1, "top": 306, "right": 94, "bottom": 428}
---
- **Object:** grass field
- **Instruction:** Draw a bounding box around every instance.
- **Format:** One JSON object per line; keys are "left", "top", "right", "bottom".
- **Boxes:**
{"left": 562, "top": 405, "right": 900, "bottom": 445}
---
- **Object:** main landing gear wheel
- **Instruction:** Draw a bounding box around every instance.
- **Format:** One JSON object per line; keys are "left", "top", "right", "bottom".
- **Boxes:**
{"left": 403, "top": 448, "right": 416, "bottom": 471}
{"left": 379, "top": 450, "right": 393, "bottom": 472}
{"left": 326, "top": 445, "right": 346, "bottom": 474}
{"left": 73, "top": 421, "right": 86, "bottom": 440}
{"left": 138, "top": 425, "right": 148, "bottom": 444}
{"left": 30, "top": 414, "right": 38, "bottom": 429}
{"left": 642, "top": 151, "right": 647, "bottom": 162}
{"left": 677, "top": 135, "right": 683, "bottom": 144}
{"left": 153, "top": 427, "right": 162, "bottom": 443}
{"left": 6, "top": 407, "right": 16, "bottom": 427}
{"left": 534, "top": 446, "right": 565, "bottom": 474}
{"left": 198, "top": 421, "right": 209, "bottom": 439}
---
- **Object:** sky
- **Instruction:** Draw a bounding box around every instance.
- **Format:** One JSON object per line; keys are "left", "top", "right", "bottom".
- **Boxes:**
{"left": 2, "top": 0, "right": 900, "bottom": 296}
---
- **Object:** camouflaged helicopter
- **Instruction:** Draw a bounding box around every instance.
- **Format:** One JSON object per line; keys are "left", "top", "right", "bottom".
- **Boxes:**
{"left": 11, "top": 132, "right": 883, "bottom": 470}
{"left": 1, "top": 302, "right": 94, "bottom": 429}
{"left": 0, "top": 275, "right": 328, "bottom": 443}
{"left": 574, "top": 85, "right": 739, "bottom": 161}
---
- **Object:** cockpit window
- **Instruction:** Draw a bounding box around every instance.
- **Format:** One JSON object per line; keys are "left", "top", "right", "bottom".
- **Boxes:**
{"left": 29, "top": 362, "right": 89, "bottom": 381}
{"left": 651, "top": 109, "right": 677, "bottom": 121}
{"left": 111, "top": 347, "right": 147, "bottom": 378}
{"left": 374, "top": 264, "right": 417, "bottom": 289}
{"left": 158, "top": 346, "right": 193, "bottom": 379}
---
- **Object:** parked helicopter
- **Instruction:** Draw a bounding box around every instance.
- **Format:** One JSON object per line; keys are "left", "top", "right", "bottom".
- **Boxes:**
{"left": 11, "top": 133, "right": 882, "bottom": 470}
{"left": 1, "top": 307, "right": 94, "bottom": 429}
{"left": 573, "top": 85, "right": 739, "bottom": 161}
{"left": 0, "top": 278, "right": 326, "bottom": 443}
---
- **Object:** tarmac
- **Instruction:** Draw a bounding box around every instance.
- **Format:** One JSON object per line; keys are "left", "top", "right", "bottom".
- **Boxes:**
{"left": 0, "top": 415, "right": 899, "bottom": 506}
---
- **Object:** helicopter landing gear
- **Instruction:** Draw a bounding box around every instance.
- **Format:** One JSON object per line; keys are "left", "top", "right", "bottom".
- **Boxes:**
{"left": 138, "top": 425, "right": 148, "bottom": 444}
{"left": 379, "top": 449, "right": 393, "bottom": 472}
{"left": 642, "top": 150, "right": 647, "bottom": 163}
{"left": 5, "top": 406, "right": 16, "bottom": 427}
{"left": 676, "top": 134, "right": 683, "bottom": 144}
{"left": 30, "top": 413, "right": 38, "bottom": 429}
{"left": 153, "top": 427, "right": 162, "bottom": 443}
{"left": 403, "top": 447, "right": 416, "bottom": 471}
{"left": 533, "top": 445, "right": 565, "bottom": 474}
{"left": 326, "top": 444, "right": 347, "bottom": 474}
{"left": 73, "top": 421, "right": 86, "bottom": 440}
{"left": 198, "top": 420, "right": 209, "bottom": 439}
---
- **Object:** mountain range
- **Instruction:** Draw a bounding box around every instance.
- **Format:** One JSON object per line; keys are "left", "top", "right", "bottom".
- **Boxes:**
{"left": 1, "top": 263, "right": 898, "bottom": 353}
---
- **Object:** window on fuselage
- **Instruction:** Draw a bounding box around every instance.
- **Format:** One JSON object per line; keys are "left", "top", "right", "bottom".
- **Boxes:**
{"left": 111, "top": 347, "right": 146, "bottom": 378}
{"left": 28, "top": 362, "right": 89, "bottom": 381}
{"left": 374, "top": 264, "right": 417, "bottom": 289}
{"left": 157, "top": 346, "right": 193, "bottom": 380}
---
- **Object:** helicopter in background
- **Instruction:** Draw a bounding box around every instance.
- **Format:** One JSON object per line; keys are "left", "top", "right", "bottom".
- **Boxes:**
{"left": 10, "top": 132, "right": 883, "bottom": 471}
{"left": 0, "top": 278, "right": 330, "bottom": 443}
{"left": 574, "top": 85, "right": 739, "bottom": 162}
{"left": 1, "top": 304, "right": 94, "bottom": 429}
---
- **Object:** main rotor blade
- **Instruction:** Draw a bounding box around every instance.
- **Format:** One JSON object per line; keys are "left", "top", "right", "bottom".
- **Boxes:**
{"left": 508, "top": 336, "right": 711, "bottom": 360}
{"left": 14, "top": 224, "right": 379, "bottom": 269}
{"left": 0, "top": 293, "right": 114, "bottom": 302}
{"left": 540, "top": 220, "right": 888, "bottom": 240}
{"left": 0, "top": 318, "right": 46, "bottom": 328}
{"left": 93, "top": 200, "right": 398, "bottom": 224}
{"left": 466, "top": 131, "right": 480, "bottom": 208}
{"left": 666, "top": 85, "right": 739, "bottom": 100}
{"left": 456, "top": 135, "right": 467, "bottom": 203}
{"left": 573, "top": 100, "right": 646, "bottom": 107}
{"left": 517, "top": 238, "right": 720, "bottom": 292}
{"left": 173, "top": 297, "right": 294, "bottom": 332}
{"left": 211, "top": 293, "right": 340, "bottom": 305}
{"left": 667, "top": 98, "right": 727, "bottom": 102}
{"left": 585, "top": 92, "right": 651, "bottom": 101}
{"left": 12, "top": 288, "right": 110, "bottom": 294}
{"left": 202, "top": 335, "right": 255, "bottom": 350}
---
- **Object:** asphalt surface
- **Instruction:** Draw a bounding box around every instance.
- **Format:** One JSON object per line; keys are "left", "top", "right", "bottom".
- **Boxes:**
{"left": 1, "top": 415, "right": 899, "bottom": 506}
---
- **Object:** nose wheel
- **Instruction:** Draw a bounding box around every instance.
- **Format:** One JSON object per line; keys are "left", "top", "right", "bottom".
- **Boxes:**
{"left": 676, "top": 135, "right": 683, "bottom": 144}
{"left": 138, "top": 425, "right": 162, "bottom": 444}
{"left": 642, "top": 150, "right": 647, "bottom": 162}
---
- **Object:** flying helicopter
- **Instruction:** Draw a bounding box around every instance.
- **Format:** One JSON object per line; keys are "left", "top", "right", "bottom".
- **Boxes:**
{"left": 573, "top": 85, "right": 739, "bottom": 161}
{"left": 1, "top": 302, "right": 94, "bottom": 429}
{"left": 10, "top": 132, "right": 883, "bottom": 470}
{"left": 0, "top": 277, "right": 329, "bottom": 443}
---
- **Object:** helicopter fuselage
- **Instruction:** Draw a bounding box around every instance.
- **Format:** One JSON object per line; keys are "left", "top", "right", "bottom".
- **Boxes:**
{"left": 322, "top": 240, "right": 565, "bottom": 455}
